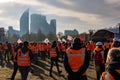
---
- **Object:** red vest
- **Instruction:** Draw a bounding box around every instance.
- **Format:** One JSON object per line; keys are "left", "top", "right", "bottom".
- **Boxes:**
{"left": 4, "top": 43, "right": 8, "bottom": 50}
{"left": 50, "top": 48, "right": 57, "bottom": 58}
{"left": 17, "top": 49, "right": 30, "bottom": 67}
{"left": 12, "top": 52, "right": 17, "bottom": 62}
{"left": 101, "top": 72, "right": 114, "bottom": 80}
{"left": 101, "top": 70, "right": 120, "bottom": 80}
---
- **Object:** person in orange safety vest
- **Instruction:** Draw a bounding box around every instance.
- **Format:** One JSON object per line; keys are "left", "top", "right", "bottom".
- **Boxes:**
{"left": 3, "top": 41, "right": 9, "bottom": 62}
{"left": 61, "top": 42, "right": 66, "bottom": 61}
{"left": 104, "top": 41, "right": 110, "bottom": 63}
{"left": 11, "top": 43, "right": 23, "bottom": 80}
{"left": 100, "top": 48, "right": 120, "bottom": 80}
{"left": 49, "top": 41, "right": 62, "bottom": 77}
{"left": 110, "top": 37, "right": 120, "bottom": 48}
{"left": 17, "top": 41, "right": 33, "bottom": 80}
{"left": 93, "top": 42, "right": 105, "bottom": 80}
{"left": 64, "top": 37, "right": 90, "bottom": 80}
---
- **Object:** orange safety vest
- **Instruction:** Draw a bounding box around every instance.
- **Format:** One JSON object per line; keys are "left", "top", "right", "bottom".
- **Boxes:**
{"left": 86, "top": 43, "right": 92, "bottom": 50}
{"left": 0, "top": 45, "right": 3, "bottom": 52}
{"left": 57, "top": 44, "right": 61, "bottom": 52}
{"left": 29, "top": 44, "right": 33, "bottom": 50}
{"left": 66, "top": 48, "right": 86, "bottom": 73}
{"left": 12, "top": 52, "right": 17, "bottom": 62}
{"left": 50, "top": 47, "right": 57, "bottom": 58}
{"left": 91, "top": 42, "right": 96, "bottom": 52}
{"left": 104, "top": 43, "right": 110, "bottom": 49}
{"left": 101, "top": 70, "right": 120, "bottom": 80}
{"left": 41, "top": 44, "right": 45, "bottom": 51}
{"left": 32, "top": 45, "right": 38, "bottom": 54}
{"left": 47, "top": 44, "right": 51, "bottom": 51}
{"left": 17, "top": 49, "right": 30, "bottom": 67}
{"left": 30, "top": 45, "right": 34, "bottom": 54}
{"left": 101, "top": 72, "right": 114, "bottom": 80}
{"left": 38, "top": 44, "right": 41, "bottom": 51}
{"left": 61, "top": 44, "right": 66, "bottom": 52}
{"left": 4, "top": 43, "right": 8, "bottom": 50}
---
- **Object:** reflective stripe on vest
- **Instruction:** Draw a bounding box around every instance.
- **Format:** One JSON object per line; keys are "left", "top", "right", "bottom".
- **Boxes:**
{"left": 61, "top": 45, "right": 66, "bottom": 52}
{"left": 101, "top": 72, "right": 114, "bottom": 80}
{"left": 105, "top": 72, "right": 110, "bottom": 80}
{"left": 17, "top": 51, "right": 30, "bottom": 67}
{"left": 50, "top": 48, "right": 57, "bottom": 58}
{"left": 67, "top": 48, "right": 85, "bottom": 72}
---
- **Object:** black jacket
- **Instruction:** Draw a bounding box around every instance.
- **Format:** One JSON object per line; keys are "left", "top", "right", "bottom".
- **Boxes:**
{"left": 106, "top": 61, "right": 120, "bottom": 80}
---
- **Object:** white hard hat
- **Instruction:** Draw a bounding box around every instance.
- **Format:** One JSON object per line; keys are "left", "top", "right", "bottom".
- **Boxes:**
{"left": 96, "top": 42, "right": 102, "bottom": 46}
{"left": 113, "top": 37, "right": 119, "bottom": 42}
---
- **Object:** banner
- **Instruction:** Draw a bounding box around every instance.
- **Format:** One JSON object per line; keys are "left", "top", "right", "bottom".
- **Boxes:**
{"left": 17, "top": 38, "right": 22, "bottom": 43}
{"left": 43, "top": 38, "right": 50, "bottom": 43}
{"left": 67, "top": 35, "right": 73, "bottom": 41}
{"left": 62, "top": 38, "right": 66, "bottom": 43}
{"left": 58, "top": 38, "right": 62, "bottom": 42}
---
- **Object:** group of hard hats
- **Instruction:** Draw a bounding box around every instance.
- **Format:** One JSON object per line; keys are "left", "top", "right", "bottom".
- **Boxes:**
{"left": 96, "top": 37, "right": 120, "bottom": 46}
{"left": 96, "top": 42, "right": 103, "bottom": 46}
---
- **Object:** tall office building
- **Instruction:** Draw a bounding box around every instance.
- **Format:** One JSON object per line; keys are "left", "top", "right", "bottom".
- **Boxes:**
{"left": 0, "top": 28, "right": 5, "bottom": 42}
{"left": 20, "top": 9, "right": 29, "bottom": 36}
{"left": 50, "top": 19, "right": 56, "bottom": 35}
{"left": 30, "top": 14, "right": 51, "bottom": 35}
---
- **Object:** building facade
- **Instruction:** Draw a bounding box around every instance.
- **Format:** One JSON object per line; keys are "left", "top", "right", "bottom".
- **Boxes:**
{"left": 30, "top": 14, "right": 56, "bottom": 36}
{"left": 64, "top": 29, "right": 79, "bottom": 36}
{"left": 50, "top": 19, "right": 56, "bottom": 35}
{"left": 8, "top": 26, "right": 19, "bottom": 36}
{"left": 30, "top": 14, "right": 51, "bottom": 35}
{"left": 20, "top": 9, "right": 29, "bottom": 36}
{"left": 0, "top": 28, "right": 5, "bottom": 42}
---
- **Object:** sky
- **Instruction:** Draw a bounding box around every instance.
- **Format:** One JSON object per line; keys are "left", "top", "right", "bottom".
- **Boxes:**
{"left": 0, "top": 0, "right": 120, "bottom": 34}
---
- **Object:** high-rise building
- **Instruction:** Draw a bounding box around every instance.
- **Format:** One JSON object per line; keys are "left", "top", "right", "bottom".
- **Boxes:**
{"left": 50, "top": 19, "right": 56, "bottom": 35}
{"left": 20, "top": 9, "right": 29, "bottom": 36}
{"left": 64, "top": 29, "right": 79, "bottom": 36}
{"left": 30, "top": 14, "right": 50, "bottom": 35}
{"left": 0, "top": 28, "right": 5, "bottom": 42}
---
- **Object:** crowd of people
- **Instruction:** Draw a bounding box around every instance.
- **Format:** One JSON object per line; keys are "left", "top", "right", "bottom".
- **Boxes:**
{"left": 0, "top": 37, "right": 120, "bottom": 80}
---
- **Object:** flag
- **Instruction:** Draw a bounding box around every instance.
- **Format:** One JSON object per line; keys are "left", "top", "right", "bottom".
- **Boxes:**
{"left": 17, "top": 38, "right": 22, "bottom": 44}
{"left": 62, "top": 38, "right": 66, "bottom": 43}
{"left": 67, "top": 35, "right": 73, "bottom": 41}
{"left": 43, "top": 38, "right": 50, "bottom": 43}
{"left": 58, "top": 38, "right": 62, "bottom": 42}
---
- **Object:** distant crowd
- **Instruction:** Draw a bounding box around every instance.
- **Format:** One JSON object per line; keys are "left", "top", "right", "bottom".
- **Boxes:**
{"left": 0, "top": 37, "right": 120, "bottom": 80}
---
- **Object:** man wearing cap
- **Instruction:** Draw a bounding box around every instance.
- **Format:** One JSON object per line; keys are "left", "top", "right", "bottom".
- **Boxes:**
{"left": 111, "top": 37, "right": 120, "bottom": 48}
{"left": 10, "top": 43, "right": 23, "bottom": 80}
{"left": 93, "top": 42, "right": 105, "bottom": 80}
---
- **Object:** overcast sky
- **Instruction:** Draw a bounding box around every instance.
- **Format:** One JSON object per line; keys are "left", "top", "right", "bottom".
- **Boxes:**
{"left": 0, "top": 0, "right": 120, "bottom": 33}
